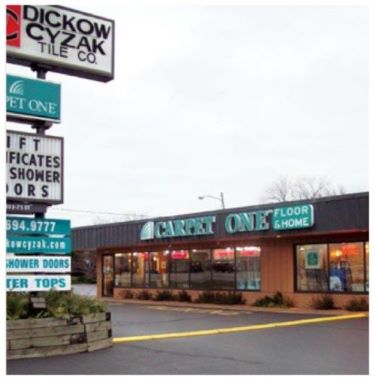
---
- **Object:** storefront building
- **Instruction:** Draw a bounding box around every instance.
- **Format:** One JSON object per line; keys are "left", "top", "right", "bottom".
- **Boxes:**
{"left": 72, "top": 192, "right": 369, "bottom": 308}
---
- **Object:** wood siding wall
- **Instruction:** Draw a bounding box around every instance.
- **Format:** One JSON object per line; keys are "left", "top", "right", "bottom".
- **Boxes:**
{"left": 261, "top": 240, "right": 294, "bottom": 294}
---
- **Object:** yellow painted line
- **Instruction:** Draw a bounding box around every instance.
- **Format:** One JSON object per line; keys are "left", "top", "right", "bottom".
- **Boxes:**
{"left": 113, "top": 313, "right": 367, "bottom": 344}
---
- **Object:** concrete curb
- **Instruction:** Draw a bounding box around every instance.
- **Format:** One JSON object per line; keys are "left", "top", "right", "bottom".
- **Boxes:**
{"left": 100, "top": 297, "right": 364, "bottom": 316}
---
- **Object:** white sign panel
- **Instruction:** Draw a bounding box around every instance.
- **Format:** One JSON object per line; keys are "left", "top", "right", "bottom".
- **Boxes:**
{"left": 6, "top": 275, "right": 71, "bottom": 292}
{"left": 6, "top": 130, "right": 63, "bottom": 204}
{"left": 6, "top": 5, "right": 114, "bottom": 82}
{"left": 6, "top": 255, "right": 71, "bottom": 273}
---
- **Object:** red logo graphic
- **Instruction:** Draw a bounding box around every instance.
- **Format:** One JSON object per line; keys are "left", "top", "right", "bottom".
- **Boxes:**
{"left": 6, "top": 5, "right": 21, "bottom": 47}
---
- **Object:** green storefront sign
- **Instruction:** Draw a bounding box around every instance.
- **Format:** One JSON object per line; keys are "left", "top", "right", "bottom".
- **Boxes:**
{"left": 140, "top": 204, "right": 314, "bottom": 240}
{"left": 140, "top": 216, "right": 216, "bottom": 240}
{"left": 272, "top": 204, "right": 314, "bottom": 230}
{"left": 6, "top": 74, "right": 61, "bottom": 123}
{"left": 225, "top": 210, "right": 273, "bottom": 233}
{"left": 225, "top": 204, "right": 314, "bottom": 234}
{"left": 6, "top": 236, "right": 71, "bottom": 254}
{"left": 6, "top": 217, "right": 71, "bottom": 236}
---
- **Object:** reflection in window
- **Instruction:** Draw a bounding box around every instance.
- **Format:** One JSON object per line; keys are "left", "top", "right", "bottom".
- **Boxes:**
{"left": 190, "top": 250, "right": 211, "bottom": 289}
{"left": 296, "top": 245, "right": 328, "bottom": 292}
{"left": 169, "top": 250, "right": 190, "bottom": 288}
{"left": 329, "top": 242, "right": 364, "bottom": 292}
{"left": 132, "top": 252, "right": 148, "bottom": 287}
{"left": 150, "top": 251, "right": 169, "bottom": 288}
{"left": 212, "top": 248, "right": 235, "bottom": 289}
{"left": 114, "top": 253, "right": 131, "bottom": 287}
{"left": 103, "top": 255, "right": 114, "bottom": 297}
{"left": 236, "top": 247, "right": 261, "bottom": 290}
{"left": 365, "top": 242, "right": 369, "bottom": 292}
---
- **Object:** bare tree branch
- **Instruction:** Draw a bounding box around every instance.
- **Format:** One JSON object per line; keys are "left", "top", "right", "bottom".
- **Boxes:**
{"left": 263, "top": 176, "right": 293, "bottom": 202}
{"left": 262, "top": 176, "right": 346, "bottom": 202}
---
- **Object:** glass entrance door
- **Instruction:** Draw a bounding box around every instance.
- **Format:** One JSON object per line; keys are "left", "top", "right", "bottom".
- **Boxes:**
{"left": 102, "top": 255, "right": 114, "bottom": 297}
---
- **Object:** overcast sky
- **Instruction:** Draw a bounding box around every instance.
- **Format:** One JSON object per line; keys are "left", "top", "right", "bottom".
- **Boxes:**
{"left": 5, "top": 0, "right": 369, "bottom": 227}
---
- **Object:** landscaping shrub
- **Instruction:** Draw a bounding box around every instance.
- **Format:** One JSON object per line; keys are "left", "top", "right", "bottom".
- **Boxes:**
{"left": 195, "top": 291, "right": 216, "bottom": 303}
{"left": 195, "top": 291, "right": 244, "bottom": 305}
{"left": 124, "top": 290, "right": 134, "bottom": 299}
{"left": 252, "top": 292, "right": 294, "bottom": 308}
{"left": 7, "top": 293, "right": 30, "bottom": 320}
{"left": 283, "top": 297, "right": 295, "bottom": 308}
{"left": 253, "top": 295, "right": 274, "bottom": 307}
{"left": 272, "top": 291, "right": 284, "bottom": 305}
{"left": 176, "top": 290, "right": 192, "bottom": 302}
{"left": 153, "top": 290, "right": 175, "bottom": 301}
{"left": 65, "top": 294, "right": 105, "bottom": 317}
{"left": 136, "top": 290, "right": 152, "bottom": 300}
{"left": 311, "top": 294, "right": 335, "bottom": 310}
{"left": 44, "top": 291, "right": 69, "bottom": 317}
{"left": 6, "top": 290, "right": 107, "bottom": 320}
{"left": 44, "top": 290, "right": 107, "bottom": 317}
{"left": 345, "top": 297, "right": 369, "bottom": 311}
{"left": 214, "top": 292, "right": 245, "bottom": 305}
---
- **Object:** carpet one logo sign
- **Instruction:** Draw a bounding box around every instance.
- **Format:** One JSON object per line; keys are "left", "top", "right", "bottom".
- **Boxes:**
{"left": 6, "top": 74, "right": 61, "bottom": 123}
{"left": 6, "top": 5, "right": 114, "bottom": 82}
{"left": 140, "top": 216, "right": 217, "bottom": 240}
{"left": 140, "top": 205, "right": 314, "bottom": 240}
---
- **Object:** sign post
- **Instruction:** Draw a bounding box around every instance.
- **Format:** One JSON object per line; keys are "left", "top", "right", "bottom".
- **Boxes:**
{"left": 6, "top": 4, "right": 115, "bottom": 299}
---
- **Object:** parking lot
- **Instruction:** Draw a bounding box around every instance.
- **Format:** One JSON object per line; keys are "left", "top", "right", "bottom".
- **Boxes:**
{"left": 7, "top": 302, "right": 369, "bottom": 375}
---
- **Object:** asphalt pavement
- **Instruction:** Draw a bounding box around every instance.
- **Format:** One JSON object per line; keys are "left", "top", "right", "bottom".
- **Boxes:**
{"left": 7, "top": 302, "right": 369, "bottom": 375}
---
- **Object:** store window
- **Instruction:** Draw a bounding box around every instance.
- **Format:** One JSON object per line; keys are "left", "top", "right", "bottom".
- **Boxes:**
{"left": 114, "top": 253, "right": 132, "bottom": 287}
{"left": 212, "top": 248, "right": 235, "bottom": 289}
{"left": 150, "top": 251, "right": 169, "bottom": 288}
{"left": 190, "top": 249, "right": 211, "bottom": 289}
{"left": 329, "top": 242, "right": 364, "bottom": 292}
{"left": 365, "top": 242, "right": 369, "bottom": 292}
{"left": 296, "top": 244, "right": 328, "bottom": 292}
{"left": 132, "top": 252, "right": 149, "bottom": 287}
{"left": 236, "top": 246, "right": 261, "bottom": 290}
{"left": 169, "top": 250, "right": 190, "bottom": 288}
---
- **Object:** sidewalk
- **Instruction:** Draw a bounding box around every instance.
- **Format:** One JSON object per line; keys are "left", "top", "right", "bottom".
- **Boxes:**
{"left": 72, "top": 283, "right": 96, "bottom": 296}
{"left": 100, "top": 296, "right": 363, "bottom": 316}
